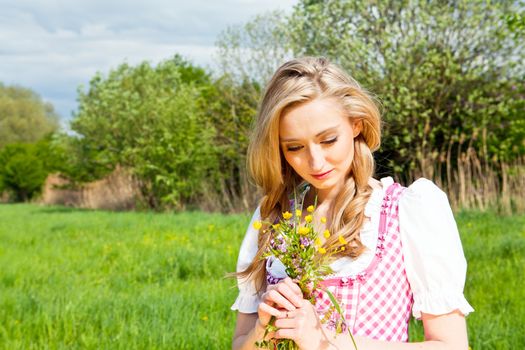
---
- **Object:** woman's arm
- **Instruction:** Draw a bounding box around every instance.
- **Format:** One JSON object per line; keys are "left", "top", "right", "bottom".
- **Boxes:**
{"left": 324, "top": 310, "right": 469, "bottom": 350}
{"left": 232, "top": 313, "right": 264, "bottom": 350}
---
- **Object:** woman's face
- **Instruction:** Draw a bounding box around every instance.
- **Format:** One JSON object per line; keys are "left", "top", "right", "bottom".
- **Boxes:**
{"left": 279, "top": 98, "right": 361, "bottom": 201}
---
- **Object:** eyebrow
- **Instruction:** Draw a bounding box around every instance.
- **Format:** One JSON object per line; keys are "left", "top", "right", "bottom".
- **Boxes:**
{"left": 280, "top": 125, "right": 340, "bottom": 142}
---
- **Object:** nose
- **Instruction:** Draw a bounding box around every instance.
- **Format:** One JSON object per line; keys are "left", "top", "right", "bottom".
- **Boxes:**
{"left": 308, "top": 145, "right": 325, "bottom": 172}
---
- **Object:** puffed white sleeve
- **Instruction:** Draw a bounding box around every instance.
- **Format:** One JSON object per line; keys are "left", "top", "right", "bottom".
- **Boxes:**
{"left": 399, "top": 178, "right": 474, "bottom": 319}
{"left": 230, "top": 206, "right": 262, "bottom": 313}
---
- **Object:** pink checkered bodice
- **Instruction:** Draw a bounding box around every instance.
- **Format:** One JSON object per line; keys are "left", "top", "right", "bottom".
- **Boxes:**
{"left": 314, "top": 182, "right": 413, "bottom": 341}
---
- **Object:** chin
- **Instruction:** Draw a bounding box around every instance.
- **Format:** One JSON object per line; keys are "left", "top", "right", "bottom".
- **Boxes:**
{"left": 309, "top": 177, "right": 337, "bottom": 190}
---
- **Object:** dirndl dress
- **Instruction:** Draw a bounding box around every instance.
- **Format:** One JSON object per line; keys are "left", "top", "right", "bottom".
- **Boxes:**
{"left": 267, "top": 182, "right": 413, "bottom": 341}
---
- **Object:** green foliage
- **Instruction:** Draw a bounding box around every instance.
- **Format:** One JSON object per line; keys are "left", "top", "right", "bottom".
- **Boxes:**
{"left": 506, "top": 9, "right": 525, "bottom": 37}
{"left": 69, "top": 55, "right": 218, "bottom": 209}
{"left": 0, "top": 83, "right": 59, "bottom": 148}
{"left": 0, "top": 205, "right": 524, "bottom": 349}
{"left": 201, "top": 76, "right": 261, "bottom": 210}
{"left": 0, "top": 142, "right": 54, "bottom": 201}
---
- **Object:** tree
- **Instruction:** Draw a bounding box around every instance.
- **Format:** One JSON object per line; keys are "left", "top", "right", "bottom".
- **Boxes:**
{"left": 0, "top": 142, "right": 53, "bottom": 201}
{"left": 216, "top": 11, "right": 294, "bottom": 86}
{"left": 0, "top": 83, "right": 59, "bottom": 148}
{"left": 69, "top": 55, "right": 218, "bottom": 210}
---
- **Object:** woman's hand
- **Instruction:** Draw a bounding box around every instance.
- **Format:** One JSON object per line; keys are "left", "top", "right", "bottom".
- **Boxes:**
{"left": 258, "top": 278, "right": 333, "bottom": 350}
{"left": 257, "top": 277, "right": 303, "bottom": 327}
{"left": 274, "top": 299, "right": 334, "bottom": 350}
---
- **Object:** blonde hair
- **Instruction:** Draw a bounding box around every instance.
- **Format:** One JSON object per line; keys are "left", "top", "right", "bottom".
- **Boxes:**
{"left": 241, "top": 57, "right": 381, "bottom": 293}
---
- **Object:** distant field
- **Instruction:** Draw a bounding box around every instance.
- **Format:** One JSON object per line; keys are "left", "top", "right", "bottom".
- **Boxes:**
{"left": 0, "top": 204, "right": 523, "bottom": 349}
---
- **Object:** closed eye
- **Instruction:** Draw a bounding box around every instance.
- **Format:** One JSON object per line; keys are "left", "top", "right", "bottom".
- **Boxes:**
{"left": 322, "top": 137, "right": 337, "bottom": 145}
{"left": 286, "top": 145, "right": 303, "bottom": 152}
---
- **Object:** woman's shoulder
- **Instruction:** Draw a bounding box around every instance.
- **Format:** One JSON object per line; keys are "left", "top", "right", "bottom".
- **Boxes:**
{"left": 374, "top": 176, "right": 445, "bottom": 197}
{"left": 398, "top": 178, "right": 450, "bottom": 213}
{"left": 404, "top": 177, "right": 446, "bottom": 195}
{"left": 365, "top": 177, "right": 450, "bottom": 219}
{"left": 396, "top": 178, "right": 463, "bottom": 263}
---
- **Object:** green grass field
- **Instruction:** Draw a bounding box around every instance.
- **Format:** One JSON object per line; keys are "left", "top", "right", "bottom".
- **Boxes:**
{"left": 0, "top": 204, "right": 523, "bottom": 349}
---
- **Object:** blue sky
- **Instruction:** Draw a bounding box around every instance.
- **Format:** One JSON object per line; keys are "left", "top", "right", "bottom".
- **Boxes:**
{"left": 0, "top": 0, "right": 297, "bottom": 126}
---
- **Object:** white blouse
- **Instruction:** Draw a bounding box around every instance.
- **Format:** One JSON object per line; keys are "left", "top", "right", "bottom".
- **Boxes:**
{"left": 231, "top": 177, "right": 474, "bottom": 319}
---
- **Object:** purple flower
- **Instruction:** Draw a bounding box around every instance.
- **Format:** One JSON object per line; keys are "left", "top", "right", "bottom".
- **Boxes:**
{"left": 327, "top": 314, "right": 348, "bottom": 333}
{"left": 300, "top": 237, "right": 312, "bottom": 247}
{"left": 267, "top": 274, "right": 284, "bottom": 285}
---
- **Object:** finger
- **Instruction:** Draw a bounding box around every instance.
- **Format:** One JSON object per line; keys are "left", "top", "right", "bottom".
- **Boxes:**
{"left": 284, "top": 277, "right": 303, "bottom": 297}
{"left": 263, "top": 290, "right": 297, "bottom": 311}
{"left": 275, "top": 282, "right": 303, "bottom": 308}
{"left": 274, "top": 328, "right": 297, "bottom": 340}
{"left": 274, "top": 317, "right": 296, "bottom": 329}
{"left": 275, "top": 308, "right": 293, "bottom": 319}
{"left": 265, "top": 283, "right": 278, "bottom": 292}
{"left": 258, "top": 301, "right": 282, "bottom": 318}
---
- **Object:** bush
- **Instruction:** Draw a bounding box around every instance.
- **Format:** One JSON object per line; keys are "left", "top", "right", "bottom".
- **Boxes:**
{"left": 0, "top": 143, "right": 48, "bottom": 201}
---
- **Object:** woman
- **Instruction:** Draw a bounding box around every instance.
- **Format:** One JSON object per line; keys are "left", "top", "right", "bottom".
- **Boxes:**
{"left": 231, "top": 57, "right": 473, "bottom": 349}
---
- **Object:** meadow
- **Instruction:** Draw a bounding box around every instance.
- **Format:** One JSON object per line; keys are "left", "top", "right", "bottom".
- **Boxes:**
{"left": 0, "top": 204, "right": 523, "bottom": 349}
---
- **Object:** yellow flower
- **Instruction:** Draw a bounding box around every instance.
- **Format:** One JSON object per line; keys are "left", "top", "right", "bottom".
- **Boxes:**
{"left": 323, "top": 229, "right": 331, "bottom": 238}
{"left": 304, "top": 214, "right": 313, "bottom": 223}
{"left": 307, "top": 205, "right": 315, "bottom": 213}
{"left": 315, "top": 237, "right": 322, "bottom": 246}
{"left": 282, "top": 211, "right": 293, "bottom": 220}
{"left": 338, "top": 235, "right": 347, "bottom": 245}
{"left": 340, "top": 246, "right": 346, "bottom": 251}
{"left": 252, "top": 221, "right": 263, "bottom": 230}
{"left": 318, "top": 247, "right": 327, "bottom": 254}
{"left": 300, "top": 244, "right": 305, "bottom": 249}
{"left": 272, "top": 223, "right": 281, "bottom": 230}
{"left": 321, "top": 217, "right": 327, "bottom": 224}
{"left": 298, "top": 226, "right": 310, "bottom": 235}
{"left": 295, "top": 209, "right": 302, "bottom": 217}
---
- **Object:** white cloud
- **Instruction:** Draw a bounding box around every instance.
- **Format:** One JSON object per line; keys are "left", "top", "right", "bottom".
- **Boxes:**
{"left": 0, "top": 0, "right": 298, "bottom": 122}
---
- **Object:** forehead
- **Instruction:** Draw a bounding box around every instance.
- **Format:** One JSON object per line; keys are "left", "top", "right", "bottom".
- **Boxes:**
{"left": 279, "top": 98, "right": 346, "bottom": 139}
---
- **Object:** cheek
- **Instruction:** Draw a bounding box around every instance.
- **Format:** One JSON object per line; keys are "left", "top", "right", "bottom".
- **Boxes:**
{"left": 284, "top": 153, "right": 307, "bottom": 173}
{"left": 330, "top": 139, "right": 355, "bottom": 164}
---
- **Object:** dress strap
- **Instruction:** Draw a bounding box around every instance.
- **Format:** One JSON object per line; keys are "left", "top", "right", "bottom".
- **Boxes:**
{"left": 379, "top": 182, "right": 406, "bottom": 234}
{"left": 321, "top": 181, "right": 405, "bottom": 286}
{"left": 379, "top": 182, "right": 400, "bottom": 234}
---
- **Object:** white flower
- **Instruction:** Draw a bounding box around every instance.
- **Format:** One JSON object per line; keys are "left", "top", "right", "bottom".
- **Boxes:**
{"left": 265, "top": 256, "right": 288, "bottom": 279}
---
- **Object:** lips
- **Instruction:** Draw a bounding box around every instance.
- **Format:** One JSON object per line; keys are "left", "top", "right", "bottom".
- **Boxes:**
{"left": 311, "top": 169, "right": 334, "bottom": 180}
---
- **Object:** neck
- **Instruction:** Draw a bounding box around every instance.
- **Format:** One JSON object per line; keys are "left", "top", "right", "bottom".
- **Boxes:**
{"left": 316, "top": 188, "right": 339, "bottom": 207}
{"left": 315, "top": 178, "right": 346, "bottom": 207}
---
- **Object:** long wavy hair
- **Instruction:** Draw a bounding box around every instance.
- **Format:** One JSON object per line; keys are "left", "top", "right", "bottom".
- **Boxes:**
{"left": 240, "top": 57, "right": 381, "bottom": 294}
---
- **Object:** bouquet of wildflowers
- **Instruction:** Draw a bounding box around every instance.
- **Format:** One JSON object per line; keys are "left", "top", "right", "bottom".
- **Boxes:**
{"left": 253, "top": 202, "right": 358, "bottom": 350}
